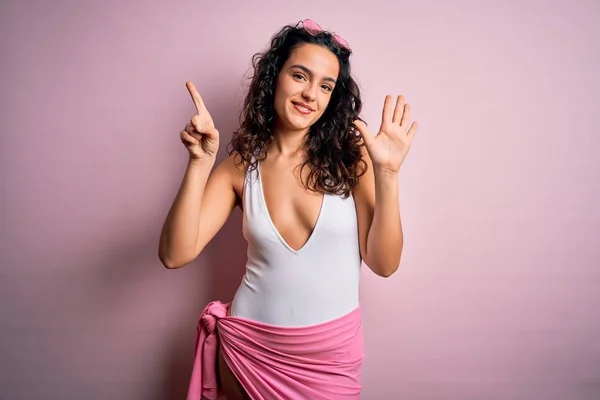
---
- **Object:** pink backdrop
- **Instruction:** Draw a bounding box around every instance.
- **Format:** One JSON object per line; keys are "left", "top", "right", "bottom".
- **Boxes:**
{"left": 1, "top": 1, "right": 599, "bottom": 399}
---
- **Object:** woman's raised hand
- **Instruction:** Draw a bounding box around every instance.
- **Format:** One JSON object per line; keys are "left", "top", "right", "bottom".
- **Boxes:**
{"left": 180, "top": 81, "right": 220, "bottom": 162}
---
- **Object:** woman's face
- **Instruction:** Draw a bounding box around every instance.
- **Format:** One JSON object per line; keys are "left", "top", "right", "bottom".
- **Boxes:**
{"left": 273, "top": 43, "right": 340, "bottom": 134}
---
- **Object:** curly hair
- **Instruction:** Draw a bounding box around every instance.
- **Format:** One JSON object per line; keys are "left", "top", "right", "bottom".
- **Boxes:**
{"left": 227, "top": 21, "right": 367, "bottom": 197}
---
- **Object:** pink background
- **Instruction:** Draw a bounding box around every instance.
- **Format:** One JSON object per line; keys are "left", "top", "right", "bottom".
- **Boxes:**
{"left": 1, "top": 1, "right": 599, "bottom": 399}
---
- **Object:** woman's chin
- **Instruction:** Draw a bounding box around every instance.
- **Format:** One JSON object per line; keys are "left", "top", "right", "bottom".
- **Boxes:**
{"left": 275, "top": 112, "right": 317, "bottom": 133}
{"left": 292, "top": 111, "right": 321, "bottom": 128}
{"left": 282, "top": 117, "right": 312, "bottom": 132}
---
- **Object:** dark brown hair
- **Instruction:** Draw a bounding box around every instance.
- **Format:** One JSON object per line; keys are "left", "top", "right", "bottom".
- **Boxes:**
{"left": 227, "top": 22, "right": 366, "bottom": 197}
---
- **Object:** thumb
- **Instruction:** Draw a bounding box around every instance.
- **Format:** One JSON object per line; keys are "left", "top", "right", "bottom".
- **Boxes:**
{"left": 353, "top": 120, "right": 374, "bottom": 146}
{"left": 204, "top": 128, "right": 220, "bottom": 141}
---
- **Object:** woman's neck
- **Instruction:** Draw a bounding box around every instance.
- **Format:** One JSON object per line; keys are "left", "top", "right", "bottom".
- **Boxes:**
{"left": 268, "top": 125, "right": 309, "bottom": 158}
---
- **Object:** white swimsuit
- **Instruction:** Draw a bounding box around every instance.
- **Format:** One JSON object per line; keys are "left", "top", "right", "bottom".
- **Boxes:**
{"left": 229, "top": 161, "right": 362, "bottom": 327}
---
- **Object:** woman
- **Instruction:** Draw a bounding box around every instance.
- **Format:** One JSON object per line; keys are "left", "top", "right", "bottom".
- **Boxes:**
{"left": 159, "top": 19, "right": 418, "bottom": 400}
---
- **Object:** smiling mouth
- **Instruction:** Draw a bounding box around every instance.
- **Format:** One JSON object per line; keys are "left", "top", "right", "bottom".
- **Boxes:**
{"left": 292, "top": 102, "right": 314, "bottom": 114}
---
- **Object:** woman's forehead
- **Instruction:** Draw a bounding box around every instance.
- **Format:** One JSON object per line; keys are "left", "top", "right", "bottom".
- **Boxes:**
{"left": 285, "top": 43, "right": 340, "bottom": 79}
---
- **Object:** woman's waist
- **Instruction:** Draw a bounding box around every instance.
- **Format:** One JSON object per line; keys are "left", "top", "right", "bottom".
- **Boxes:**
{"left": 230, "top": 281, "right": 359, "bottom": 327}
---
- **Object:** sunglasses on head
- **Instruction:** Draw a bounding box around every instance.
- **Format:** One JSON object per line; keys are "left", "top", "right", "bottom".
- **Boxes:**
{"left": 299, "top": 19, "right": 351, "bottom": 51}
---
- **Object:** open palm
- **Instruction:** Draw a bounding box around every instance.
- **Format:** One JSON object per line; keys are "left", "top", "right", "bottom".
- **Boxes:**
{"left": 354, "top": 95, "right": 418, "bottom": 173}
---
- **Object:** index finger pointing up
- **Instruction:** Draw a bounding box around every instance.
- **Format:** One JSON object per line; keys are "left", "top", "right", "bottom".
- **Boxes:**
{"left": 185, "top": 81, "right": 205, "bottom": 114}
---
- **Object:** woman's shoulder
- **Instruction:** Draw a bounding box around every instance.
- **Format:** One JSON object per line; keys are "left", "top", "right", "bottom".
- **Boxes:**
{"left": 215, "top": 152, "right": 249, "bottom": 199}
{"left": 217, "top": 152, "right": 249, "bottom": 174}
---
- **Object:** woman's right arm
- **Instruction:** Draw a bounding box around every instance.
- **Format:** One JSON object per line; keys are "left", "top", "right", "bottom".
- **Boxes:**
{"left": 158, "top": 81, "right": 237, "bottom": 269}
{"left": 158, "top": 156, "right": 238, "bottom": 269}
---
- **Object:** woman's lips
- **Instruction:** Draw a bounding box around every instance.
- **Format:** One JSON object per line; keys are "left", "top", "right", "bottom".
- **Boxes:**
{"left": 292, "top": 102, "right": 313, "bottom": 115}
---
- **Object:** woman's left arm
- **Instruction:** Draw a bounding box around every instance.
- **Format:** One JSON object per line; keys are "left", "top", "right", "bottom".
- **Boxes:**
{"left": 353, "top": 95, "right": 418, "bottom": 277}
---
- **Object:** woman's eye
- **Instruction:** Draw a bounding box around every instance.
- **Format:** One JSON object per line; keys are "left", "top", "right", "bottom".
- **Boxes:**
{"left": 293, "top": 73, "right": 305, "bottom": 80}
{"left": 321, "top": 85, "right": 332, "bottom": 91}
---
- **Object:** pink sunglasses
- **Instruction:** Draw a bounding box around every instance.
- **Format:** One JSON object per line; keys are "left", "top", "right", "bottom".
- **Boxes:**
{"left": 300, "top": 19, "right": 351, "bottom": 51}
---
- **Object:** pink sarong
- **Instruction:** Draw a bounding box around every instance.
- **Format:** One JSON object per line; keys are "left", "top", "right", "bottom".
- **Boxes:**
{"left": 186, "top": 301, "right": 365, "bottom": 400}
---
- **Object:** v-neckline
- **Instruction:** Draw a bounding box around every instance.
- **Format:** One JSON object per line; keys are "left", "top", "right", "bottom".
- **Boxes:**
{"left": 256, "top": 162, "right": 326, "bottom": 254}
